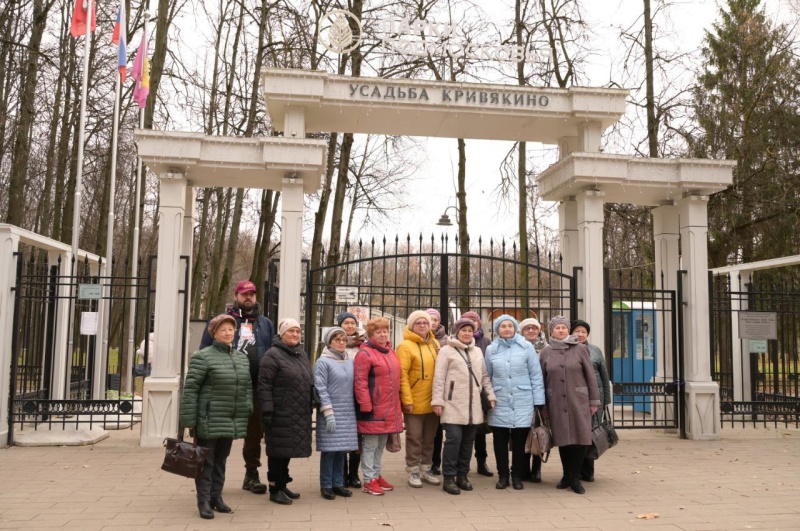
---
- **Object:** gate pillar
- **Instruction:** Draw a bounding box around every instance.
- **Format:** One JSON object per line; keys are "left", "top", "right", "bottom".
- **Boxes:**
{"left": 652, "top": 202, "right": 680, "bottom": 425}
{"left": 577, "top": 190, "right": 605, "bottom": 352}
{"left": 0, "top": 229, "right": 20, "bottom": 446}
{"left": 558, "top": 198, "right": 578, "bottom": 321}
{"left": 678, "top": 194, "right": 720, "bottom": 440}
{"left": 278, "top": 177, "right": 305, "bottom": 321}
{"left": 141, "top": 173, "right": 187, "bottom": 447}
{"left": 46, "top": 249, "right": 72, "bottom": 401}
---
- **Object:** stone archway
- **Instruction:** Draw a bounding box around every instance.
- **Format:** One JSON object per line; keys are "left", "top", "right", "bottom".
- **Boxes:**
{"left": 135, "top": 68, "right": 733, "bottom": 446}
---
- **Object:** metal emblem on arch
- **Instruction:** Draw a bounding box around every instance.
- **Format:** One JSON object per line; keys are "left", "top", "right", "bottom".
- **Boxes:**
{"left": 318, "top": 9, "right": 363, "bottom": 54}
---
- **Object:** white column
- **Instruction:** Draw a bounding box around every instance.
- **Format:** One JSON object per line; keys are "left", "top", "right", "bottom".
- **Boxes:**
{"left": 181, "top": 186, "right": 196, "bottom": 372}
{"left": 578, "top": 121, "right": 603, "bottom": 153}
{"left": 678, "top": 194, "right": 720, "bottom": 440}
{"left": 284, "top": 106, "right": 306, "bottom": 139}
{"left": 558, "top": 197, "right": 578, "bottom": 321}
{"left": 0, "top": 229, "right": 21, "bottom": 446}
{"left": 47, "top": 250, "right": 72, "bottom": 401}
{"left": 141, "top": 173, "right": 187, "bottom": 447}
{"left": 577, "top": 190, "right": 605, "bottom": 351}
{"left": 652, "top": 202, "right": 680, "bottom": 426}
{"left": 278, "top": 177, "right": 305, "bottom": 322}
{"left": 558, "top": 136, "right": 579, "bottom": 159}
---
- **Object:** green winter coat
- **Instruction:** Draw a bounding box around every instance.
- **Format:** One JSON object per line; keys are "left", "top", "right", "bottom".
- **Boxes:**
{"left": 180, "top": 341, "right": 253, "bottom": 439}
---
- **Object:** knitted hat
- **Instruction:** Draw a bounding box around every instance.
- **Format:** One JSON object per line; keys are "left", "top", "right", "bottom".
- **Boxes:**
{"left": 407, "top": 310, "right": 431, "bottom": 329}
{"left": 519, "top": 318, "right": 541, "bottom": 331}
{"left": 452, "top": 318, "right": 475, "bottom": 335}
{"left": 462, "top": 311, "right": 481, "bottom": 326}
{"left": 493, "top": 314, "right": 519, "bottom": 335}
{"left": 278, "top": 318, "right": 301, "bottom": 337}
{"left": 426, "top": 308, "right": 441, "bottom": 320}
{"left": 548, "top": 315, "right": 571, "bottom": 335}
{"left": 208, "top": 314, "right": 236, "bottom": 337}
{"left": 336, "top": 311, "right": 358, "bottom": 327}
{"left": 323, "top": 326, "right": 346, "bottom": 346}
{"left": 570, "top": 319, "right": 591, "bottom": 334}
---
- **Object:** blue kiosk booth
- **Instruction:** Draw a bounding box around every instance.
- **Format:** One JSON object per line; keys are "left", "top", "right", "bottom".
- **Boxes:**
{"left": 611, "top": 302, "right": 658, "bottom": 413}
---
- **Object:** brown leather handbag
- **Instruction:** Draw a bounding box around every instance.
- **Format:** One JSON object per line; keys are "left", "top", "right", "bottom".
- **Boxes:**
{"left": 525, "top": 408, "right": 552, "bottom": 462}
{"left": 161, "top": 431, "right": 210, "bottom": 479}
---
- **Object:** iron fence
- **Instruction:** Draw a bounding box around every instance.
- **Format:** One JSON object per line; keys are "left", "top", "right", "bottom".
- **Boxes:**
{"left": 710, "top": 269, "right": 800, "bottom": 428}
{"left": 8, "top": 251, "right": 160, "bottom": 442}
{"left": 297, "top": 235, "right": 574, "bottom": 358}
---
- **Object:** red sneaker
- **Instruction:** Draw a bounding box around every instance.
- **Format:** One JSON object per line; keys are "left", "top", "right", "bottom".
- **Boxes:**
{"left": 376, "top": 475, "right": 394, "bottom": 491}
{"left": 362, "top": 479, "right": 384, "bottom": 496}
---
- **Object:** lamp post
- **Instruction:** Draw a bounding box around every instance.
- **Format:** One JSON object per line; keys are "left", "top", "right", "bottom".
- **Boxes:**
{"left": 435, "top": 205, "right": 470, "bottom": 315}
{"left": 436, "top": 206, "right": 459, "bottom": 228}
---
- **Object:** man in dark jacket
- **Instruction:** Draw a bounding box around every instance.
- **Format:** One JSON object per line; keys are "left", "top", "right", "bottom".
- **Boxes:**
{"left": 199, "top": 279, "right": 274, "bottom": 495}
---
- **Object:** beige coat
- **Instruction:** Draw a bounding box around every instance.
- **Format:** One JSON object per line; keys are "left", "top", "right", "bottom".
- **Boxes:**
{"left": 431, "top": 337, "right": 496, "bottom": 425}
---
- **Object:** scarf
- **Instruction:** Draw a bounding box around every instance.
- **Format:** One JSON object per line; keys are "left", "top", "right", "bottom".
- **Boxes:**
{"left": 548, "top": 335, "right": 580, "bottom": 350}
{"left": 320, "top": 345, "right": 348, "bottom": 361}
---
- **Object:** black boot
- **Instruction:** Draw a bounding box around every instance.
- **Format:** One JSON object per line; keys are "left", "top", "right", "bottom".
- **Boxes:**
{"left": 581, "top": 457, "right": 595, "bottom": 482}
{"left": 455, "top": 475, "right": 473, "bottom": 491}
{"left": 320, "top": 488, "right": 335, "bottom": 500}
{"left": 197, "top": 501, "right": 214, "bottom": 519}
{"left": 442, "top": 476, "right": 461, "bottom": 495}
{"left": 477, "top": 458, "right": 494, "bottom": 477}
{"left": 333, "top": 486, "right": 353, "bottom": 497}
{"left": 495, "top": 475, "right": 510, "bottom": 489}
{"left": 210, "top": 497, "right": 232, "bottom": 513}
{"left": 531, "top": 456, "right": 542, "bottom": 483}
{"left": 242, "top": 468, "right": 267, "bottom": 494}
{"left": 282, "top": 486, "right": 300, "bottom": 499}
{"left": 571, "top": 475, "right": 585, "bottom": 494}
{"left": 512, "top": 477, "right": 524, "bottom": 490}
{"left": 269, "top": 485, "right": 293, "bottom": 505}
{"left": 556, "top": 476, "right": 570, "bottom": 489}
{"left": 348, "top": 452, "right": 362, "bottom": 489}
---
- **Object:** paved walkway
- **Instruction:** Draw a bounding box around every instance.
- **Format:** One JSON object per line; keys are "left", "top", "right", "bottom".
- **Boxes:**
{"left": 0, "top": 427, "right": 798, "bottom": 530}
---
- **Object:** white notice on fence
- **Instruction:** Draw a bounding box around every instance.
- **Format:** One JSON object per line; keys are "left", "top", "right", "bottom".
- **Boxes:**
{"left": 80, "top": 311, "right": 99, "bottom": 336}
{"left": 737, "top": 312, "right": 777, "bottom": 340}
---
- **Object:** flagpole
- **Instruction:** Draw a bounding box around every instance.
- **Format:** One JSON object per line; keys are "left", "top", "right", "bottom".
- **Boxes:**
{"left": 102, "top": 5, "right": 123, "bottom": 397}
{"left": 71, "top": 0, "right": 93, "bottom": 264}
{"left": 126, "top": 11, "right": 147, "bottom": 394}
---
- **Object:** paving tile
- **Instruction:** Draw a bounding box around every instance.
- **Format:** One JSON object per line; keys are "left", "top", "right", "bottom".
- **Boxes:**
{"left": 1, "top": 427, "right": 799, "bottom": 530}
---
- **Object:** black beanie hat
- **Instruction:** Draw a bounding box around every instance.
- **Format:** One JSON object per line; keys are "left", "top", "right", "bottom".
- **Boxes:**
{"left": 570, "top": 319, "right": 591, "bottom": 334}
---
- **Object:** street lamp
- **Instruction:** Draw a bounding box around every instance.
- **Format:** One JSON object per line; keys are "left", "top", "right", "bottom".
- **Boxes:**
{"left": 436, "top": 206, "right": 459, "bottom": 227}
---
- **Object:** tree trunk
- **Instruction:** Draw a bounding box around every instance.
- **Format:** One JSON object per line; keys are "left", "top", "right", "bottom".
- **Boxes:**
{"left": 6, "top": 0, "right": 53, "bottom": 225}
{"left": 456, "top": 138, "right": 470, "bottom": 310}
{"left": 643, "top": 0, "right": 658, "bottom": 157}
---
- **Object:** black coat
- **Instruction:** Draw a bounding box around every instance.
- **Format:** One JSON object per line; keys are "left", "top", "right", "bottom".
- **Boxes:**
{"left": 258, "top": 338, "right": 313, "bottom": 458}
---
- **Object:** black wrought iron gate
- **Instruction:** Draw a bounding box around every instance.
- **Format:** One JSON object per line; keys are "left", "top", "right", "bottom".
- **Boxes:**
{"left": 300, "top": 236, "right": 576, "bottom": 358}
{"left": 710, "top": 270, "right": 800, "bottom": 427}
{"left": 604, "top": 268, "right": 684, "bottom": 434}
{"left": 7, "top": 252, "right": 169, "bottom": 444}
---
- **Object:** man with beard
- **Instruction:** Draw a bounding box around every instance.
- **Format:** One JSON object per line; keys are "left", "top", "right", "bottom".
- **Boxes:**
{"left": 199, "top": 280, "right": 275, "bottom": 495}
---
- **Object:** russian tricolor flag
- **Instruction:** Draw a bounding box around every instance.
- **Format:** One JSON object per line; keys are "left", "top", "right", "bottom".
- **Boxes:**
{"left": 112, "top": 2, "right": 127, "bottom": 82}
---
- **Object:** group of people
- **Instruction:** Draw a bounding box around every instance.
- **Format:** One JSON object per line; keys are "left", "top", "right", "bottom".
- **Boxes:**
{"left": 179, "top": 279, "right": 611, "bottom": 519}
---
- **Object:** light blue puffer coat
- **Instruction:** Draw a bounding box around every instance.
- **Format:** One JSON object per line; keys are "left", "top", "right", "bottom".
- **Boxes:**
{"left": 485, "top": 315, "right": 545, "bottom": 429}
{"left": 314, "top": 348, "right": 359, "bottom": 452}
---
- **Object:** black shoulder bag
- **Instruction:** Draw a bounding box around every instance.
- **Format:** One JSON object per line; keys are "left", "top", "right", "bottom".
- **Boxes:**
{"left": 458, "top": 348, "right": 491, "bottom": 414}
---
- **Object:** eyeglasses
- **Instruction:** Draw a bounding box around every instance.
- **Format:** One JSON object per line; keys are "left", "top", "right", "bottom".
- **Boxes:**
{"left": 331, "top": 336, "right": 347, "bottom": 343}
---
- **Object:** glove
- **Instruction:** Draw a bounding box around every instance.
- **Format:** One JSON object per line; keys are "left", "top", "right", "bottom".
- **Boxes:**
{"left": 262, "top": 413, "right": 273, "bottom": 429}
{"left": 325, "top": 414, "right": 336, "bottom": 433}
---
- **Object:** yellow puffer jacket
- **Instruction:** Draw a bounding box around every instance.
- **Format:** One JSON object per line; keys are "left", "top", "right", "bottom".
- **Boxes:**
{"left": 397, "top": 327, "right": 439, "bottom": 414}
